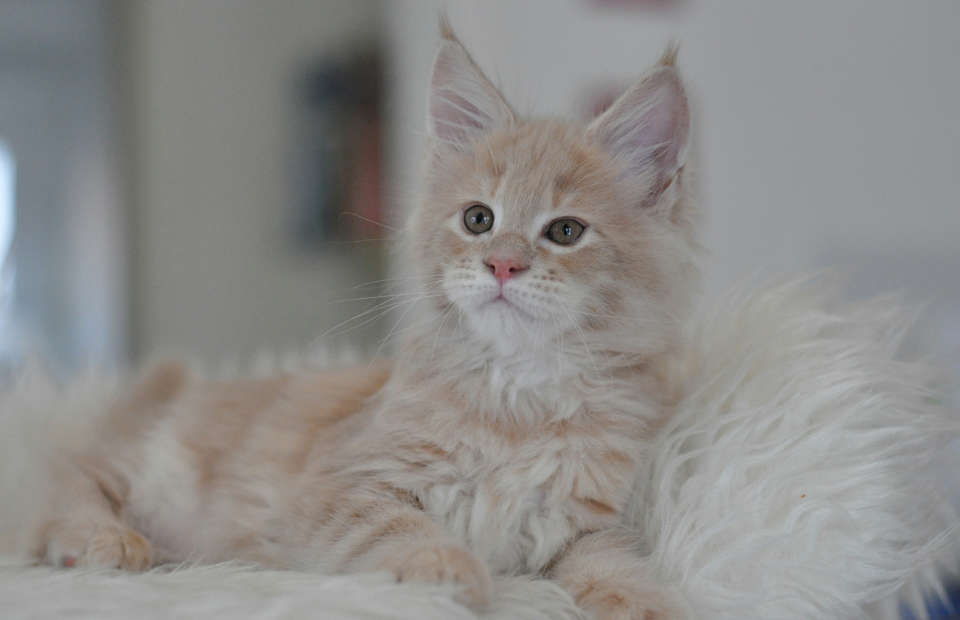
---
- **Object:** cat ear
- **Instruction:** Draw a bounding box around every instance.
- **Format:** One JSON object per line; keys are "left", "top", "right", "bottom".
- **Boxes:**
{"left": 586, "top": 50, "right": 690, "bottom": 212}
{"left": 427, "top": 18, "right": 516, "bottom": 150}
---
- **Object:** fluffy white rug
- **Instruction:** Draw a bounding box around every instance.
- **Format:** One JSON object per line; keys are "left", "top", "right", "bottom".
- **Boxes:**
{"left": 0, "top": 557, "right": 582, "bottom": 620}
{"left": 1, "top": 277, "right": 957, "bottom": 620}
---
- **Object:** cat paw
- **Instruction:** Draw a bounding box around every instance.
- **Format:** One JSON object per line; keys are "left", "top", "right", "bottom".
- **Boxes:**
{"left": 41, "top": 521, "right": 153, "bottom": 571}
{"left": 575, "top": 580, "right": 686, "bottom": 620}
{"left": 395, "top": 542, "right": 492, "bottom": 608}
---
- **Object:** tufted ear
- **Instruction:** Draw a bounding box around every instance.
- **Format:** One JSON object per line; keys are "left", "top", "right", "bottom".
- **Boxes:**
{"left": 427, "top": 18, "right": 516, "bottom": 150}
{"left": 586, "top": 49, "right": 690, "bottom": 211}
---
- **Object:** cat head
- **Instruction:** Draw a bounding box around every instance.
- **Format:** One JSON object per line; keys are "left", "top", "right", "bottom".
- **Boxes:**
{"left": 407, "top": 23, "right": 698, "bottom": 368}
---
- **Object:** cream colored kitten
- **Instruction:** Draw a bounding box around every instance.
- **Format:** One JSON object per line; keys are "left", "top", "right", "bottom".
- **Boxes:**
{"left": 32, "top": 22, "right": 697, "bottom": 620}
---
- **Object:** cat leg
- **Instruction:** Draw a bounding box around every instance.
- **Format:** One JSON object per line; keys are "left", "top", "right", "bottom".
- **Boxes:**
{"left": 549, "top": 530, "right": 688, "bottom": 620}
{"left": 30, "top": 362, "right": 189, "bottom": 570}
{"left": 31, "top": 455, "right": 152, "bottom": 571}
{"left": 310, "top": 483, "right": 491, "bottom": 608}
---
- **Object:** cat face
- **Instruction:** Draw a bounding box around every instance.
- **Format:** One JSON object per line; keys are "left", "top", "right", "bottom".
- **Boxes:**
{"left": 436, "top": 125, "right": 612, "bottom": 344}
{"left": 409, "top": 32, "right": 696, "bottom": 361}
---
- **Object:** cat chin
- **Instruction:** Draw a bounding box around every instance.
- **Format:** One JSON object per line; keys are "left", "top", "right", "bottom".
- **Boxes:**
{"left": 462, "top": 296, "right": 566, "bottom": 346}
{"left": 482, "top": 296, "right": 538, "bottom": 322}
{"left": 463, "top": 299, "right": 556, "bottom": 357}
{"left": 470, "top": 284, "right": 577, "bottom": 326}
{"left": 464, "top": 303, "right": 537, "bottom": 345}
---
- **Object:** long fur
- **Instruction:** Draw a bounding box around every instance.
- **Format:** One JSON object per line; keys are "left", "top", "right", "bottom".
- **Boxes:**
{"left": 0, "top": 276, "right": 956, "bottom": 619}
{"left": 634, "top": 276, "right": 960, "bottom": 620}
{"left": 0, "top": 556, "right": 584, "bottom": 620}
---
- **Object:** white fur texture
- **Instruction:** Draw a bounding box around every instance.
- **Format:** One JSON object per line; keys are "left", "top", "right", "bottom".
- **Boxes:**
{"left": 0, "top": 277, "right": 957, "bottom": 620}
{"left": 0, "top": 557, "right": 583, "bottom": 620}
{"left": 635, "top": 277, "right": 960, "bottom": 620}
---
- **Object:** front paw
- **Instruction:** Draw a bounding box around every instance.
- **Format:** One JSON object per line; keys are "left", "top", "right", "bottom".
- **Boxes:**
{"left": 396, "top": 542, "right": 491, "bottom": 608}
{"left": 39, "top": 520, "right": 153, "bottom": 571}
{"left": 574, "top": 579, "right": 686, "bottom": 620}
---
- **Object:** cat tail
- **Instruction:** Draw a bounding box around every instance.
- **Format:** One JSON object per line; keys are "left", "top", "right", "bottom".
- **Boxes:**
{"left": 634, "top": 273, "right": 960, "bottom": 620}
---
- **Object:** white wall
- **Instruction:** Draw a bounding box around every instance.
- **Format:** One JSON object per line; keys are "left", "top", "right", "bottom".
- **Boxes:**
{"left": 384, "top": 1, "right": 960, "bottom": 304}
{"left": 127, "top": 0, "right": 382, "bottom": 362}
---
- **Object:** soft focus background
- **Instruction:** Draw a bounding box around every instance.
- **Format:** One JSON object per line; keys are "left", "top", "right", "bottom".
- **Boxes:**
{"left": 0, "top": 0, "right": 957, "bottom": 376}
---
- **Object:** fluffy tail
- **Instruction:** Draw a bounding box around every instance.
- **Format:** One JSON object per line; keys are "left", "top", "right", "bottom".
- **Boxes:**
{"left": 634, "top": 275, "right": 960, "bottom": 620}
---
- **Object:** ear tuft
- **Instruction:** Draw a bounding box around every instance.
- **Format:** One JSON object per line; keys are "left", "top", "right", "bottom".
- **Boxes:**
{"left": 427, "top": 18, "right": 515, "bottom": 150}
{"left": 586, "top": 53, "right": 690, "bottom": 211}
{"left": 438, "top": 11, "right": 456, "bottom": 42}
{"left": 657, "top": 40, "right": 680, "bottom": 68}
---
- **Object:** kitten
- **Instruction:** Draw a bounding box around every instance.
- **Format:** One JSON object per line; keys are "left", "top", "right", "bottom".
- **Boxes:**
{"left": 31, "top": 22, "right": 697, "bottom": 620}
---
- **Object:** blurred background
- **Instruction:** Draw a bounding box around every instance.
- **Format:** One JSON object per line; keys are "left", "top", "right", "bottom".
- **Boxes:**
{"left": 0, "top": 0, "right": 958, "bottom": 376}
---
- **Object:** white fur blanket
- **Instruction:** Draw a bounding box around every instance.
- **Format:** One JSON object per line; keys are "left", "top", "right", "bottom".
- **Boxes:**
{"left": 1, "top": 278, "right": 957, "bottom": 620}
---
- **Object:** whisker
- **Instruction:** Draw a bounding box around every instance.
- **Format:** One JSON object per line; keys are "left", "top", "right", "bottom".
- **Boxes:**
{"left": 556, "top": 302, "right": 608, "bottom": 399}
{"left": 349, "top": 274, "right": 444, "bottom": 290}
{"left": 328, "top": 287, "right": 432, "bottom": 323}
{"left": 369, "top": 289, "right": 433, "bottom": 363}
{"left": 338, "top": 213, "right": 456, "bottom": 262}
{"left": 327, "top": 283, "right": 441, "bottom": 305}
{"left": 336, "top": 212, "right": 404, "bottom": 235}
{"left": 431, "top": 305, "right": 456, "bottom": 363}
{"left": 376, "top": 306, "right": 449, "bottom": 346}
{"left": 553, "top": 315, "right": 563, "bottom": 399}
{"left": 312, "top": 291, "right": 446, "bottom": 343}
{"left": 456, "top": 304, "right": 466, "bottom": 346}
{"left": 320, "top": 238, "right": 389, "bottom": 248}
{"left": 312, "top": 299, "right": 414, "bottom": 343}
{"left": 577, "top": 310, "right": 672, "bottom": 324}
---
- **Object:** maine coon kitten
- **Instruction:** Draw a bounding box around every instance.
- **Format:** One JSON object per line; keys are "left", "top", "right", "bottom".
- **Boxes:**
{"left": 31, "top": 23, "right": 697, "bottom": 620}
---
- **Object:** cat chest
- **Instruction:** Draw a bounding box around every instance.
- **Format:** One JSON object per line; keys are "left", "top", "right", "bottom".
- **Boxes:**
{"left": 417, "top": 451, "right": 625, "bottom": 574}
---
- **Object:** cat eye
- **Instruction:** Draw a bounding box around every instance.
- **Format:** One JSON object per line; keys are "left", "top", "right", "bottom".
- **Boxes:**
{"left": 463, "top": 204, "right": 494, "bottom": 234}
{"left": 545, "top": 219, "right": 585, "bottom": 245}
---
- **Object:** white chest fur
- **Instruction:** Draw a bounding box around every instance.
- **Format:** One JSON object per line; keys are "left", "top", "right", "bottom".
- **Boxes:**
{"left": 421, "top": 458, "right": 573, "bottom": 573}
{"left": 413, "top": 433, "right": 630, "bottom": 574}
{"left": 382, "top": 358, "right": 649, "bottom": 574}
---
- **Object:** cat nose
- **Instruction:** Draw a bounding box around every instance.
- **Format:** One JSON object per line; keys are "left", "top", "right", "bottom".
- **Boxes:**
{"left": 485, "top": 257, "right": 528, "bottom": 285}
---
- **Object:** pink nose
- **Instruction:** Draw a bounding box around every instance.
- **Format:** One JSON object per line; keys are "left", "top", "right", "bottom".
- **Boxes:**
{"left": 485, "top": 257, "right": 528, "bottom": 285}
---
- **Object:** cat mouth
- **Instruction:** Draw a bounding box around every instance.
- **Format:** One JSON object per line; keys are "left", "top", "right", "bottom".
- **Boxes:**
{"left": 485, "top": 296, "right": 511, "bottom": 310}
{"left": 483, "top": 293, "right": 536, "bottom": 321}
